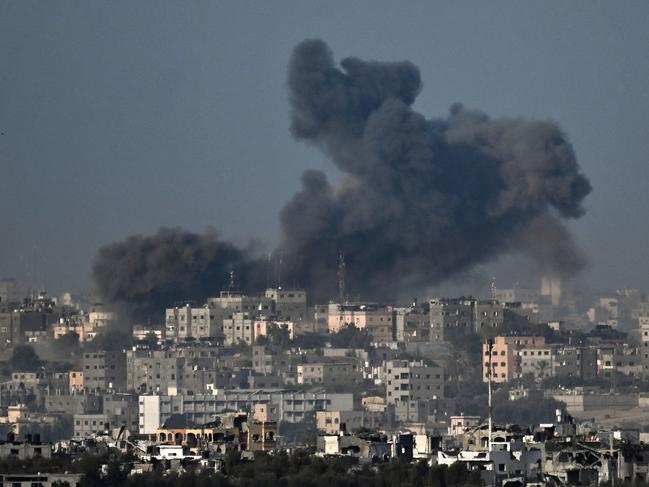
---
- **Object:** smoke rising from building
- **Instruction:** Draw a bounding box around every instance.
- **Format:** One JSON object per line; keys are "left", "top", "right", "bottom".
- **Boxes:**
{"left": 93, "top": 228, "right": 266, "bottom": 318}
{"left": 93, "top": 39, "right": 591, "bottom": 317}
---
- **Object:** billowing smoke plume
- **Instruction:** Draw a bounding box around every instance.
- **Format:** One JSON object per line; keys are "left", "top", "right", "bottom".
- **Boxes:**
{"left": 93, "top": 39, "right": 591, "bottom": 317}
{"left": 93, "top": 228, "right": 265, "bottom": 317}
{"left": 280, "top": 39, "right": 591, "bottom": 300}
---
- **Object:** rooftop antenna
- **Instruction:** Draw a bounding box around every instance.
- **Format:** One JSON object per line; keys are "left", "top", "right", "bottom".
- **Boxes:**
{"left": 265, "top": 253, "right": 271, "bottom": 289}
{"left": 228, "top": 270, "right": 237, "bottom": 292}
{"left": 490, "top": 276, "right": 497, "bottom": 302}
{"left": 338, "top": 251, "right": 346, "bottom": 305}
{"left": 277, "top": 251, "right": 283, "bottom": 289}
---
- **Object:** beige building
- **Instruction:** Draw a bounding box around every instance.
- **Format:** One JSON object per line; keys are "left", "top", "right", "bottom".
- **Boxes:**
{"left": 223, "top": 312, "right": 254, "bottom": 346}
{"left": 327, "top": 303, "right": 393, "bottom": 333}
{"left": 253, "top": 403, "right": 279, "bottom": 422}
{"left": 317, "top": 410, "right": 364, "bottom": 434}
{"left": 297, "top": 362, "right": 361, "bottom": 388}
{"left": 483, "top": 336, "right": 546, "bottom": 383}
{"left": 165, "top": 305, "right": 225, "bottom": 340}
{"left": 69, "top": 370, "right": 84, "bottom": 393}
{"left": 327, "top": 303, "right": 394, "bottom": 342}
{"left": 361, "top": 396, "right": 386, "bottom": 413}
{"left": 448, "top": 415, "right": 481, "bottom": 436}
{"left": 207, "top": 291, "right": 273, "bottom": 316}
{"left": 385, "top": 359, "right": 444, "bottom": 405}
{"left": 518, "top": 343, "right": 554, "bottom": 381}
{"left": 253, "top": 319, "right": 294, "bottom": 340}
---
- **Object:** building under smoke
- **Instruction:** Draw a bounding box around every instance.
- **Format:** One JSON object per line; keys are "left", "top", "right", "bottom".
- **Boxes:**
{"left": 93, "top": 39, "right": 591, "bottom": 319}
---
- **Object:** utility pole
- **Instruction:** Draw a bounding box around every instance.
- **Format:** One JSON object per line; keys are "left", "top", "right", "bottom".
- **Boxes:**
{"left": 487, "top": 337, "right": 494, "bottom": 457}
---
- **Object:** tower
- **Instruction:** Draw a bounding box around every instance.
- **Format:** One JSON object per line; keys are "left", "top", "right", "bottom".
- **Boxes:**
{"left": 337, "top": 251, "right": 346, "bottom": 305}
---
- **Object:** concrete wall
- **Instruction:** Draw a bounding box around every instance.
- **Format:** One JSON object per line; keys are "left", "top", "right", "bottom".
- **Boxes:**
{"left": 553, "top": 393, "right": 639, "bottom": 413}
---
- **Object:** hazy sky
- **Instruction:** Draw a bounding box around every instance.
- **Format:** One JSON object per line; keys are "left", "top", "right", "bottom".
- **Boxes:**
{"left": 1, "top": 2, "right": 648, "bottom": 297}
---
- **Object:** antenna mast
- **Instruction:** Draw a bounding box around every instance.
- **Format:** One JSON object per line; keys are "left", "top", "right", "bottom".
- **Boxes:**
{"left": 338, "top": 251, "right": 346, "bottom": 305}
{"left": 228, "top": 270, "right": 237, "bottom": 292}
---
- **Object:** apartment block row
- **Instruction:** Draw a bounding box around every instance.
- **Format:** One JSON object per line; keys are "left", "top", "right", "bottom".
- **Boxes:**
{"left": 482, "top": 335, "right": 649, "bottom": 383}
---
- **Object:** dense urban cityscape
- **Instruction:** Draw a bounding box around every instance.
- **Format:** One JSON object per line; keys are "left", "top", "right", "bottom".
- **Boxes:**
{"left": 2, "top": 273, "right": 649, "bottom": 486}
{"left": 3, "top": 3, "right": 649, "bottom": 487}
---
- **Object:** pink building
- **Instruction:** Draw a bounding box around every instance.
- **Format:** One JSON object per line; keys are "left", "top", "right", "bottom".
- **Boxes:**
{"left": 483, "top": 336, "right": 545, "bottom": 383}
{"left": 327, "top": 303, "right": 394, "bottom": 342}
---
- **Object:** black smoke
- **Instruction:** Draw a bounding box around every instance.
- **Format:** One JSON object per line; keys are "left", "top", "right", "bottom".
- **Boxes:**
{"left": 93, "top": 39, "right": 591, "bottom": 317}
{"left": 93, "top": 228, "right": 265, "bottom": 318}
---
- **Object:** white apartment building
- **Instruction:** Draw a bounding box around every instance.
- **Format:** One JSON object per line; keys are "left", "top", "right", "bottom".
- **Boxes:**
{"left": 138, "top": 389, "right": 354, "bottom": 434}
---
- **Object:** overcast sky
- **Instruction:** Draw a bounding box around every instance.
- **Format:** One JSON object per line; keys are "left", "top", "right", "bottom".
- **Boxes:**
{"left": 1, "top": 2, "right": 648, "bottom": 297}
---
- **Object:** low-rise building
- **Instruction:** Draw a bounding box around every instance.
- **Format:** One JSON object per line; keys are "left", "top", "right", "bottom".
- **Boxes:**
{"left": 317, "top": 410, "right": 364, "bottom": 434}
{"left": 139, "top": 389, "right": 354, "bottom": 434}
{"left": 223, "top": 313, "right": 254, "bottom": 346}
{"left": 297, "top": 362, "right": 361, "bottom": 388}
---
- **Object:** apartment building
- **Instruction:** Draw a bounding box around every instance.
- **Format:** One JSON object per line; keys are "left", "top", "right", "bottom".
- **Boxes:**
{"left": 553, "top": 346, "right": 597, "bottom": 380}
{"left": 429, "top": 298, "right": 474, "bottom": 343}
{"left": 482, "top": 336, "right": 545, "bottom": 383}
{"left": 264, "top": 287, "right": 307, "bottom": 321}
{"left": 327, "top": 303, "right": 394, "bottom": 342}
{"left": 73, "top": 413, "right": 112, "bottom": 438}
{"left": 126, "top": 349, "right": 184, "bottom": 394}
{"left": 82, "top": 351, "right": 126, "bottom": 393}
{"left": 518, "top": 343, "right": 554, "bottom": 381}
{"left": 222, "top": 312, "right": 254, "bottom": 346}
{"left": 385, "top": 360, "right": 444, "bottom": 405}
{"left": 296, "top": 362, "right": 361, "bottom": 388}
{"left": 207, "top": 291, "right": 273, "bottom": 316}
{"left": 165, "top": 305, "right": 226, "bottom": 340}
{"left": 394, "top": 305, "right": 430, "bottom": 342}
{"left": 139, "top": 389, "right": 354, "bottom": 433}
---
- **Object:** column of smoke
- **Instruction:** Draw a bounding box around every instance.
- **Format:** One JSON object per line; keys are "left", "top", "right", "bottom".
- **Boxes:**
{"left": 93, "top": 39, "right": 591, "bottom": 319}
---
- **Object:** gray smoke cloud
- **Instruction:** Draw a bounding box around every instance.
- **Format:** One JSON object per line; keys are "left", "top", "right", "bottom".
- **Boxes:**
{"left": 93, "top": 227, "right": 265, "bottom": 318}
{"left": 280, "top": 39, "right": 591, "bottom": 300}
{"left": 93, "top": 39, "right": 591, "bottom": 316}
